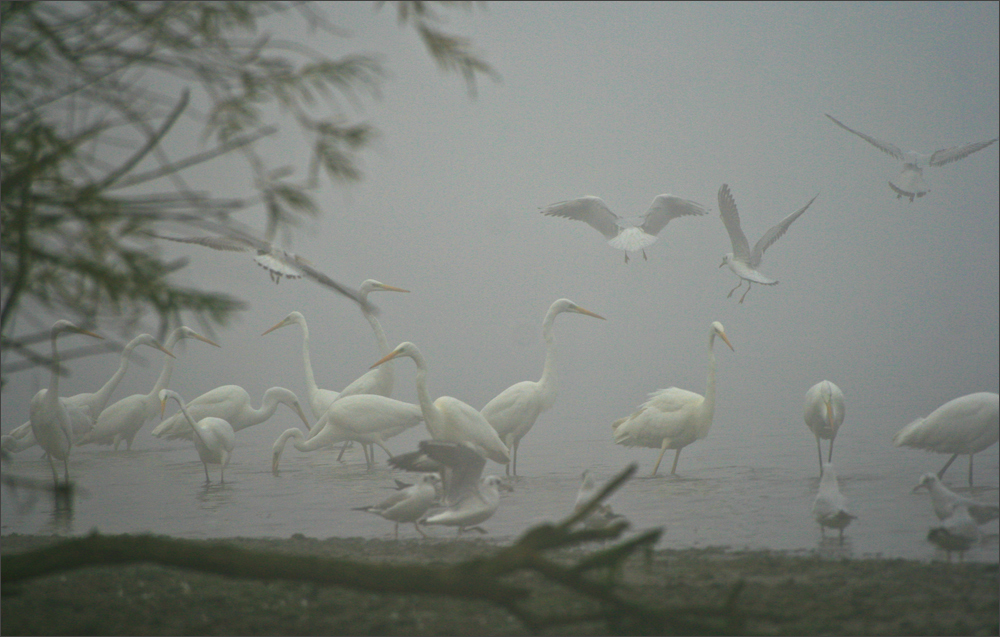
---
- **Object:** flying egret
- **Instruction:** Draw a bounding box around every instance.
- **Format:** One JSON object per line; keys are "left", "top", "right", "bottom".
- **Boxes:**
{"left": 5, "top": 333, "right": 174, "bottom": 452}
{"left": 28, "top": 320, "right": 103, "bottom": 485}
{"left": 540, "top": 194, "right": 710, "bottom": 262}
{"left": 717, "top": 184, "right": 817, "bottom": 303}
{"left": 353, "top": 474, "right": 440, "bottom": 539}
{"left": 147, "top": 217, "right": 376, "bottom": 314}
{"left": 371, "top": 342, "right": 511, "bottom": 465}
{"left": 927, "top": 505, "right": 979, "bottom": 562}
{"left": 893, "top": 392, "right": 999, "bottom": 487}
{"left": 825, "top": 114, "right": 998, "bottom": 201}
{"left": 812, "top": 462, "right": 856, "bottom": 541}
{"left": 612, "top": 322, "right": 734, "bottom": 476}
{"left": 159, "top": 389, "right": 236, "bottom": 483}
{"left": 804, "top": 380, "right": 846, "bottom": 474}
{"left": 271, "top": 394, "right": 423, "bottom": 472}
{"left": 914, "top": 473, "right": 999, "bottom": 526}
{"left": 152, "top": 384, "right": 312, "bottom": 440}
{"left": 76, "top": 327, "right": 220, "bottom": 450}
{"left": 481, "top": 298, "right": 605, "bottom": 475}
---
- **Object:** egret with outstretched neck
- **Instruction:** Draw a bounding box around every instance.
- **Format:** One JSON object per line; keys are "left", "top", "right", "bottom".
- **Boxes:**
{"left": 159, "top": 389, "right": 235, "bottom": 483}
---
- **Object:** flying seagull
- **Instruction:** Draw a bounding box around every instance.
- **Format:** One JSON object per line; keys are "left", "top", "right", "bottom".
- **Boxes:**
{"left": 147, "top": 217, "right": 376, "bottom": 314}
{"left": 540, "top": 194, "right": 710, "bottom": 262}
{"left": 825, "top": 114, "right": 997, "bottom": 202}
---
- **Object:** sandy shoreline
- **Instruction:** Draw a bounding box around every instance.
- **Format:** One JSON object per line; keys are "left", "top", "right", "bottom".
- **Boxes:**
{"left": 2, "top": 532, "right": 998, "bottom": 636}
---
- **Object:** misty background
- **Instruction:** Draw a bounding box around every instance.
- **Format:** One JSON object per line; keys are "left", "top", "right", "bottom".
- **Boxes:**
{"left": 2, "top": 3, "right": 997, "bottom": 549}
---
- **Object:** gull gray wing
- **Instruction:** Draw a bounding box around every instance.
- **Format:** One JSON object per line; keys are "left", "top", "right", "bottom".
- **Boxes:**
{"left": 929, "top": 138, "right": 998, "bottom": 167}
{"left": 147, "top": 232, "right": 254, "bottom": 253}
{"left": 540, "top": 196, "right": 622, "bottom": 240}
{"left": 825, "top": 114, "right": 905, "bottom": 161}
{"left": 419, "top": 440, "right": 486, "bottom": 504}
{"left": 717, "top": 184, "right": 751, "bottom": 262}
{"left": 640, "top": 194, "right": 710, "bottom": 237}
{"left": 751, "top": 194, "right": 818, "bottom": 265}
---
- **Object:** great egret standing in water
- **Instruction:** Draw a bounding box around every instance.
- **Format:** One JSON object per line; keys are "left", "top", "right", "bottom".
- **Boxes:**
{"left": 371, "top": 342, "right": 510, "bottom": 465}
{"left": 804, "top": 380, "right": 846, "bottom": 475}
{"left": 717, "top": 184, "right": 817, "bottom": 303}
{"left": 481, "top": 298, "right": 605, "bottom": 475}
{"left": 825, "top": 114, "right": 998, "bottom": 201}
{"left": 76, "top": 327, "right": 219, "bottom": 450}
{"left": 152, "top": 384, "right": 311, "bottom": 440}
{"left": 540, "top": 194, "right": 710, "bottom": 262}
{"left": 612, "top": 322, "right": 734, "bottom": 476}
{"left": 893, "top": 392, "right": 999, "bottom": 487}
{"left": 159, "top": 389, "right": 236, "bottom": 484}
{"left": 28, "top": 320, "right": 103, "bottom": 485}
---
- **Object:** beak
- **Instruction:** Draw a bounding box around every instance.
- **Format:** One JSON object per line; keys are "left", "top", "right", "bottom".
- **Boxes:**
{"left": 156, "top": 344, "right": 176, "bottom": 358}
{"left": 719, "top": 331, "right": 735, "bottom": 352}
{"left": 719, "top": 260, "right": 726, "bottom": 268}
{"left": 575, "top": 306, "right": 607, "bottom": 321}
{"left": 191, "top": 332, "right": 222, "bottom": 348}
{"left": 371, "top": 350, "right": 400, "bottom": 369}
{"left": 261, "top": 319, "right": 289, "bottom": 336}
{"left": 826, "top": 400, "right": 834, "bottom": 426}
{"left": 159, "top": 398, "right": 167, "bottom": 418}
{"left": 293, "top": 403, "right": 312, "bottom": 432}
{"left": 378, "top": 284, "right": 410, "bottom": 293}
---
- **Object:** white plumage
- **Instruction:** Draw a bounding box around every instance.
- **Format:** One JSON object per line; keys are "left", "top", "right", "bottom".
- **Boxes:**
{"left": 812, "top": 462, "right": 856, "bottom": 540}
{"left": 914, "top": 473, "right": 999, "bottom": 526}
{"left": 159, "top": 389, "right": 236, "bottom": 484}
{"left": 803, "top": 380, "right": 846, "bottom": 474}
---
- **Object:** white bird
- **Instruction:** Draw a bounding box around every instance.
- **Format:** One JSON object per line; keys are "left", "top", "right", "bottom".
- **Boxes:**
{"left": 353, "top": 474, "right": 440, "bottom": 539}
{"left": 481, "top": 298, "right": 605, "bottom": 475}
{"left": 574, "top": 470, "right": 625, "bottom": 530}
{"left": 28, "top": 320, "right": 103, "bottom": 485}
{"left": 371, "top": 342, "right": 511, "bottom": 465}
{"left": 825, "top": 114, "right": 998, "bottom": 201}
{"left": 893, "top": 392, "right": 999, "bottom": 487}
{"left": 261, "top": 311, "right": 341, "bottom": 420}
{"left": 717, "top": 184, "right": 817, "bottom": 303}
{"left": 4, "top": 333, "right": 175, "bottom": 453}
{"left": 271, "top": 394, "right": 423, "bottom": 472}
{"left": 159, "top": 389, "right": 236, "bottom": 484}
{"left": 540, "top": 194, "right": 710, "bottom": 262}
{"left": 398, "top": 441, "right": 509, "bottom": 534}
{"left": 76, "top": 327, "right": 220, "bottom": 450}
{"left": 927, "top": 505, "right": 979, "bottom": 562}
{"left": 612, "top": 322, "right": 734, "bottom": 476}
{"left": 147, "top": 217, "right": 376, "bottom": 314}
{"left": 812, "top": 462, "right": 856, "bottom": 541}
{"left": 804, "top": 380, "right": 846, "bottom": 475}
{"left": 152, "top": 385, "right": 312, "bottom": 440}
{"left": 914, "top": 473, "right": 999, "bottom": 526}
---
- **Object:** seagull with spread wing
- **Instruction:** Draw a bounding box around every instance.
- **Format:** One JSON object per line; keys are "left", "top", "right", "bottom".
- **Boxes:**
{"left": 717, "top": 184, "right": 818, "bottom": 303}
{"left": 825, "top": 113, "right": 997, "bottom": 201}
{"left": 540, "top": 194, "right": 710, "bottom": 262}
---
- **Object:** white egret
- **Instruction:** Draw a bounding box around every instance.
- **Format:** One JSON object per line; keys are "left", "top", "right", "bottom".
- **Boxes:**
{"left": 261, "top": 311, "right": 340, "bottom": 419}
{"left": 927, "top": 505, "right": 979, "bottom": 562}
{"left": 271, "top": 394, "right": 423, "bottom": 472}
{"left": 353, "top": 474, "right": 439, "bottom": 539}
{"left": 540, "top": 194, "right": 710, "bottom": 262}
{"left": 914, "top": 473, "right": 999, "bottom": 525}
{"left": 804, "top": 380, "right": 846, "bottom": 474}
{"left": 159, "top": 389, "right": 236, "bottom": 483}
{"left": 5, "top": 334, "right": 175, "bottom": 452}
{"left": 28, "top": 320, "right": 103, "bottom": 485}
{"left": 612, "top": 322, "right": 733, "bottom": 476}
{"left": 893, "top": 392, "right": 999, "bottom": 487}
{"left": 371, "top": 342, "right": 510, "bottom": 465}
{"left": 481, "top": 298, "right": 605, "bottom": 475}
{"left": 812, "top": 463, "right": 856, "bottom": 541}
{"left": 825, "top": 114, "right": 998, "bottom": 201}
{"left": 147, "top": 217, "right": 376, "bottom": 314}
{"left": 76, "top": 327, "right": 220, "bottom": 450}
{"left": 152, "top": 384, "right": 312, "bottom": 440}
{"left": 717, "top": 183, "right": 817, "bottom": 303}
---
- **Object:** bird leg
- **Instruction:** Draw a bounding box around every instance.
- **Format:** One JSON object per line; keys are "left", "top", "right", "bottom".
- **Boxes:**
{"left": 816, "top": 437, "right": 824, "bottom": 477}
{"left": 512, "top": 440, "right": 519, "bottom": 477}
{"left": 738, "top": 282, "right": 753, "bottom": 304}
{"left": 670, "top": 448, "right": 682, "bottom": 475}
{"left": 203, "top": 463, "right": 210, "bottom": 484}
{"left": 828, "top": 436, "right": 835, "bottom": 463}
{"left": 968, "top": 454, "right": 974, "bottom": 488}
{"left": 414, "top": 522, "right": 429, "bottom": 539}
{"left": 624, "top": 252, "right": 630, "bottom": 264}
{"left": 727, "top": 279, "right": 744, "bottom": 299}
{"left": 937, "top": 453, "right": 959, "bottom": 481}
{"left": 642, "top": 249, "right": 648, "bottom": 261}
{"left": 651, "top": 438, "right": 670, "bottom": 476}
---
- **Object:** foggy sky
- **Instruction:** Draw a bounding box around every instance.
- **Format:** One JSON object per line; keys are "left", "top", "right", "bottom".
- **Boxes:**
{"left": 3, "top": 2, "right": 998, "bottom": 477}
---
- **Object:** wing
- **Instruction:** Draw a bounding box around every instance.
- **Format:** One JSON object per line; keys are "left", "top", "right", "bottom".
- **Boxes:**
{"left": 419, "top": 440, "right": 486, "bottom": 503}
{"left": 147, "top": 232, "right": 253, "bottom": 253}
{"left": 750, "top": 194, "right": 818, "bottom": 264}
{"left": 717, "top": 184, "right": 751, "bottom": 262}
{"left": 928, "top": 138, "right": 998, "bottom": 167}
{"left": 540, "top": 196, "right": 622, "bottom": 240}
{"left": 640, "top": 194, "right": 710, "bottom": 237}
{"left": 825, "top": 114, "right": 905, "bottom": 161}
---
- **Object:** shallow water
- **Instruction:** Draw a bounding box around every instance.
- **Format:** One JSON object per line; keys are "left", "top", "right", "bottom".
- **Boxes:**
{"left": 2, "top": 419, "right": 997, "bottom": 564}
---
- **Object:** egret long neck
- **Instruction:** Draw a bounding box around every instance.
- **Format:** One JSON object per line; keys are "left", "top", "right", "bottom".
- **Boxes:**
{"left": 365, "top": 308, "right": 394, "bottom": 392}
{"left": 537, "top": 307, "right": 560, "bottom": 410}
{"left": 151, "top": 331, "right": 184, "bottom": 398}
{"left": 47, "top": 331, "right": 62, "bottom": 404}
{"left": 176, "top": 399, "right": 209, "bottom": 448}
{"left": 409, "top": 352, "right": 440, "bottom": 438}
{"left": 89, "top": 340, "right": 138, "bottom": 415}
{"left": 701, "top": 333, "right": 719, "bottom": 432}
{"left": 296, "top": 318, "right": 323, "bottom": 409}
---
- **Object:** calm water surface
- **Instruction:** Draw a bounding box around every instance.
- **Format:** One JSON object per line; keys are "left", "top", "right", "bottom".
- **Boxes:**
{"left": 2, "top": 417, "right": 997, "bottom": 563}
